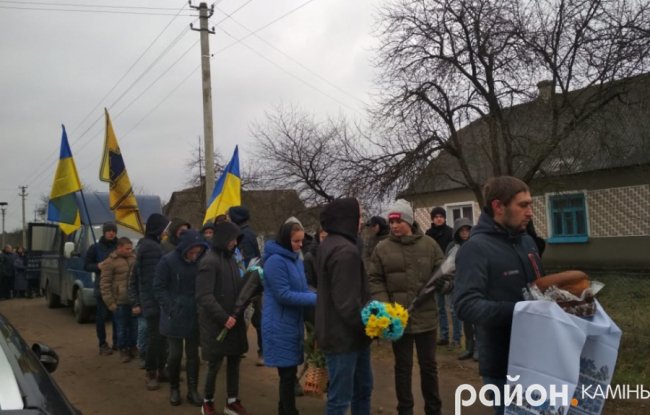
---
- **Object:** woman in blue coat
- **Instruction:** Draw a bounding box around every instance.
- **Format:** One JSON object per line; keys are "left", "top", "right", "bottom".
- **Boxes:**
{"left": 262, "top": 219, "right": 317, "bottom": 415}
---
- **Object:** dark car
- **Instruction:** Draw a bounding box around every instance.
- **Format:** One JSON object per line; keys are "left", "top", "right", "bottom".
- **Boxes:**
{"left": 0, "top": 313, "right": 80, "bottom": 414}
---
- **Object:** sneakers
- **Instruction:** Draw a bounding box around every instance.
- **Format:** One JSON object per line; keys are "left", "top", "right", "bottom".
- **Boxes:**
{"left": 201, "top": 401, "right": 216, "bottom": 415}
{"left": 224, "top": 399, "right": 251, "bottom": 415}
{"left": 99, "top": 343, "right": 113, "bottom": 356}
{"left": 145, "top": 371, "right": 160, "bottom": 391}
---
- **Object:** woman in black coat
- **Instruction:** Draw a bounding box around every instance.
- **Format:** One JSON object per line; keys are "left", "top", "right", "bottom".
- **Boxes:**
{"left": 196, "top": 221, "right": 251, "bottom": 415}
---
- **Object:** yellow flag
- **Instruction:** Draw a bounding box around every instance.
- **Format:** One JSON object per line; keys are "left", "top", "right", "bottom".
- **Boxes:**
{"left": 99, "top": 109, "right": 144, "bottom": 234}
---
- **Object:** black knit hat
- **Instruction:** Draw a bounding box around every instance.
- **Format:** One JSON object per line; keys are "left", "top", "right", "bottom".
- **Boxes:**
{"left": 430, "top": 206, "right": 447, "bottom": 219}
{"left": 228, "top": 206, "right": 250, "bottom": 225}
{"left": 102, "top": 222, "right": 117, "bottom": 234}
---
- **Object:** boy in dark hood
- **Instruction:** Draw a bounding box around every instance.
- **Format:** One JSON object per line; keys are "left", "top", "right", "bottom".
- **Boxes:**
{"left": 162, "top": 217, "right": 191, "bottom": 253}
{"left": 316, "top": 197, "right": 373, "bottom": 414}
{"left": 196, "top": 221, "right": 251, "bottom": 415}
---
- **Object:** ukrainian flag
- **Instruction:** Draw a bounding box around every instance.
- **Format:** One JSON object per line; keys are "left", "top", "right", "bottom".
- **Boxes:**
{"left": 47, "top": 125, "right": 82, "bottom": 235}
{"left": 203, "top": 146, "right": 241, "bottom": 224}
{"left": 99, "top": 109, "right": 144, "bottom": 234}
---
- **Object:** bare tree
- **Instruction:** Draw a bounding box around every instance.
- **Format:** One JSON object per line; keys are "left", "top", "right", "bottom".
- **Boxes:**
{"left": 251, "top": 106, "right": 368, "bottom": 206}
{"left": 369, "top": 0, "right": 650, "bottom": 204}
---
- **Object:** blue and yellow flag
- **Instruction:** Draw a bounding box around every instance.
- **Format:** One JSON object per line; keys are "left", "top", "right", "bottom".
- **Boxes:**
{"left": 99, "top": 109, "right": 144, "bottom": 234}
{"left": 47, "top": 125, "right": 82, "bottom": 235}
{"left": 203, "top": 146, "right": 241, "bottom": 224}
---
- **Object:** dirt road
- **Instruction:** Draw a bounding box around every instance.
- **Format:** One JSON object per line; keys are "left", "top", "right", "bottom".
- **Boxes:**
{"left": 1, "top": 297, "right": 488, "bottom": 414}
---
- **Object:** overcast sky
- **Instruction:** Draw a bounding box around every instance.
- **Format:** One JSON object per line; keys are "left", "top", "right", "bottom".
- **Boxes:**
{"left": 0, "top": 0, "right": 379, "bottom": 232}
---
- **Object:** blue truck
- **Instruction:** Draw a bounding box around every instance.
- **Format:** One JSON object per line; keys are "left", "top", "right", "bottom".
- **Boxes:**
{"left": 28, "top": 192, "right": 162, "bottom": 323}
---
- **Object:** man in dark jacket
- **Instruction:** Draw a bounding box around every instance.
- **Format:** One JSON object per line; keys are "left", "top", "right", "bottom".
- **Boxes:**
{"left": 84, "top": 222, "right": 118, "bottom": 355}
{"left": 362, "top": 216, "right": 389, "bottom": 269}
{"left": 454, "top": 176, "right": 543, "bottom": 415}
{"left": 154, "top": 229, "right": 208, "bottom": 407}
{"left": 368, "top": 199, "right": 444, "bottom": 415}
{"left": 128, "top": 213, "right": 169, "bottom": 391}
{"left": 316, "top": 198, "right": 372, "bottom": 415}
{"left": 424, "top": 207, "right": 457, "bottom": 347}
{"left": 161, "top": 217, "right": 191, "bottom": 253}
{"left": 196, "top": 221, "right": 251, "bottom": 415}
{"left": 227, "top": 205, "right": 264, "bottom": 366}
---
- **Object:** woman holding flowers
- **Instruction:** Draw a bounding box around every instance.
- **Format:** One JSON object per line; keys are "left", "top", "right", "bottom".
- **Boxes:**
{"left": 262, "top": 218, "right": 317, "bottom": 415}
{"left": 367, "top": 199, "right": 445, "bottom": 415}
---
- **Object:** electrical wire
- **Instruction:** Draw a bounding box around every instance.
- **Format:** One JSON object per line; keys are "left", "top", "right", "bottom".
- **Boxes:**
{"left": 0, "top": 5, "right": 196, "bottom": 16}
{"left": 0, "top": 0, "right": 184, "bottom": 10}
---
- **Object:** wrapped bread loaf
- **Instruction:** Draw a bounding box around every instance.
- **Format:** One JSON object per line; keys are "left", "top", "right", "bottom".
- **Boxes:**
{"left": 531, "top": 270, "right": 595, "bottom": 317}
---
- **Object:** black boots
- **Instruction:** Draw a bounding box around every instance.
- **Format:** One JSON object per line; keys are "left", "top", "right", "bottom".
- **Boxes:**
{"left": 169, "top": 388, "right": 181, "bottom": 406}
{"left": 186, "top": 388, "right": 203, "bottom": 406}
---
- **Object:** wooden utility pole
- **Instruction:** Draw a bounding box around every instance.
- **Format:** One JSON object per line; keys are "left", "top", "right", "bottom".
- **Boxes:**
{"left": 190, "top": 2, "right": 216, "bottom": 205}
{"left": 18, "top": 185, "right": 28, "bottom": 248}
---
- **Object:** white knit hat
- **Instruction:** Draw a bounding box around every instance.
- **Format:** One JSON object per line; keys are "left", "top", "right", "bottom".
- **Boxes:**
{"left": 387, "top": 199, "right": 414, "bottom": 225}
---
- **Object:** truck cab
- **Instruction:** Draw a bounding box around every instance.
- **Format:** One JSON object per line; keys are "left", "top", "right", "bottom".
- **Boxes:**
{"left": 28, "top": 192, "right": 162, "bottom": 323}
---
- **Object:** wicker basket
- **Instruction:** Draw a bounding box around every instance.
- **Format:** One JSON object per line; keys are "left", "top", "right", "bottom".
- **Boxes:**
{"left": 302, "top": 366, "right": 328, "bottom": 397}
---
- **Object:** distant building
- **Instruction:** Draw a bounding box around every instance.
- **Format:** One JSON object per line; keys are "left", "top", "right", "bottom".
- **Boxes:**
{"left": 163, "top": 185, "right": 321, "bottom": 240}
{"left": 401, "top": 74, "right": 650, "bottom": 271}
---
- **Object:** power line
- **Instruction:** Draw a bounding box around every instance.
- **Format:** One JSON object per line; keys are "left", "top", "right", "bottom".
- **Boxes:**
{"left": 0, "top": 0, "right": 185, "bottom": 10}
{"left": 0, "top": 5, "right": 196, "bottom": 16}
{"left": 215, "top": 25, "right": 364, "bottom": 114}
{"left": 24, "top": 1, "right": 191, "bottom": 185}
{"left": 215, "top": 5, "right": 368, "bottom": 108}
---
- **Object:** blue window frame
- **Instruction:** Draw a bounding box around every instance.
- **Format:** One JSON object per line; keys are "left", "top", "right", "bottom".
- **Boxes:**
{"left": 548, "top": 193, "right": 589, "bottom": 243}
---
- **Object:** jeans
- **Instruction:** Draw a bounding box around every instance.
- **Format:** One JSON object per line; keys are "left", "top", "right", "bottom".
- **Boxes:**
{"left": 95, "top": 295, "right": 117, "bottom": 348}
{"left": 482, "top": 376, "right": 506, "bottom": 415}
{"left": 145, "top": 315, "right": 166, "bottom": 371}
{"left": 278, "top": 366, "right": 298, "bottom": 415}
{"left": 324, "top": 346, "right": 373, "bottom": 415}
{"left": 113, "top": 304, "right": 137, "bottom": 350}
{"left": 137, "top": 315, "right": 147, "bottom": 354}
{"left": 168, "top": 332, "right": 199, "bottom": 388}
{"left": 435, "top": 292, "right": 461, "bottom": 343}
{"left": 392, "top": 330, "right": 441, "bottom": 415}
{"left": 204, "top": 355, "right": 241, "bottom": 400}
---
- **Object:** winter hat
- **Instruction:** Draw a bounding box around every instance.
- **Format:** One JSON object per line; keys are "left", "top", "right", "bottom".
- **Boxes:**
{"left": 145, "top": 213, "right": 169, "bottom": 237}
{"left": 387, "top": 199, "right": 414, "bottom": 225}
{"left": 228, "top": 206, "right": 250, "bottom": 225}
{"left": 430, "top": 206, "right": 447, "bottom": 219}
{"left": 102, "top": 222, "right": 117, "bottom": 233}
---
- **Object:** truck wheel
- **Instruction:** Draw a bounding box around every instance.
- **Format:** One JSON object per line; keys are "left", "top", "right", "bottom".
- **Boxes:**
{"left": 73, "top": 289, "right": 92, "bottom": 324}
{"left": 45, "top": 282, "right": 60, "bottom": 308}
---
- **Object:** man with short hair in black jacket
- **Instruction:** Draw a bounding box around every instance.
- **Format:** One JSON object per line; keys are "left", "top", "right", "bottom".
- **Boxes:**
{"left": 84, "top": 222, "right": 118, "bottom": 355}
{"left": 454, "top": 176, "right": 543, "bottom": 415}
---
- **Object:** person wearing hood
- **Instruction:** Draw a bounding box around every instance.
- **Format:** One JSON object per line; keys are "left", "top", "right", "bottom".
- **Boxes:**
{"left": 316, "top": 197, "right": 372, "bottom": 415}
{"left": 154, "top": 229, "right": 208, "bottom": 407}
{"left": 368, "top": 199, "right": 445, "bottom": 415}
{"left": 128, "top": 213, "right": 170, "bottom": 391}
{"left": 196, "top": 221, "right": 251, "bottom": 415}
{"left": 201, "top": 221, "right": 216, "bottom": 241}
{"left": 84, "top": 221, "right": 118, "bottom": 356}
{"left": 454, "top": 176, "right": 542, "bottom": 415}
{"left": 162, "top": 217, "right": 191, "bottom": 253}
{"left": 262, "top": 219, "right": 316, "bottom": 415}
{"left": 444, "top": 218, "right": 477, "bottom": 361}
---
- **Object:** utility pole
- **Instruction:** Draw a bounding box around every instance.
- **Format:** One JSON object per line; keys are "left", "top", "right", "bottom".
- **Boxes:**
{"left": 190, "top": 2, "right": 216, "bottom": 206}
{"left": 0, "top": 202, "right": 6, "bottom": 247}
{"left": 18, "top": 185, "right": 28, "bottom": 248}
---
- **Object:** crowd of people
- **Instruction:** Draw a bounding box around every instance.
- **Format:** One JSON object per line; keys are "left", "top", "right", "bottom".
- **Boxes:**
{"left": 3, "top": 175, "right": 545, "bottom": 415}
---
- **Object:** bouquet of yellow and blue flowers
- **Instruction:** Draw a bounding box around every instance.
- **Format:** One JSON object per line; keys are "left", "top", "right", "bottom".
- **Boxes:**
{"left": 361, "top": 300, "right": 409, "bottom": 341}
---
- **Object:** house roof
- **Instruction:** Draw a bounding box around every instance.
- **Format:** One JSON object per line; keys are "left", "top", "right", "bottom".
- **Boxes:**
{"left": 402, "top": 73, "right": 650, "bottom": 196}
{"left": 163, "top": 186, "right": 321, "bottom": 235}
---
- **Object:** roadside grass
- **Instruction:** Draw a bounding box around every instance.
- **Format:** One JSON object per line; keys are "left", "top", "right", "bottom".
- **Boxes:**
{"left": 595, "top": 272, "right": 650, "bottom": 387}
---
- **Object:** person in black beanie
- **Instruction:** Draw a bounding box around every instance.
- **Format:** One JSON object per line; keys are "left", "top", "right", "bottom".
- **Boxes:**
{"left": 424, "top": 207, "right": 459, "bottom": 347}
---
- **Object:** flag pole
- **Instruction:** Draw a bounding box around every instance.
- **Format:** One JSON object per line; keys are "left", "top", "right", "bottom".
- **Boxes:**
{"left": 78, "top": 188, "right": 97, "bottom": 245}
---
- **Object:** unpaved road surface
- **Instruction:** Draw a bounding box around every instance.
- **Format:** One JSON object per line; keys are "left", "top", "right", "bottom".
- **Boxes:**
{"left": 0, "top": 298, "right": 516, "bottom": 414}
